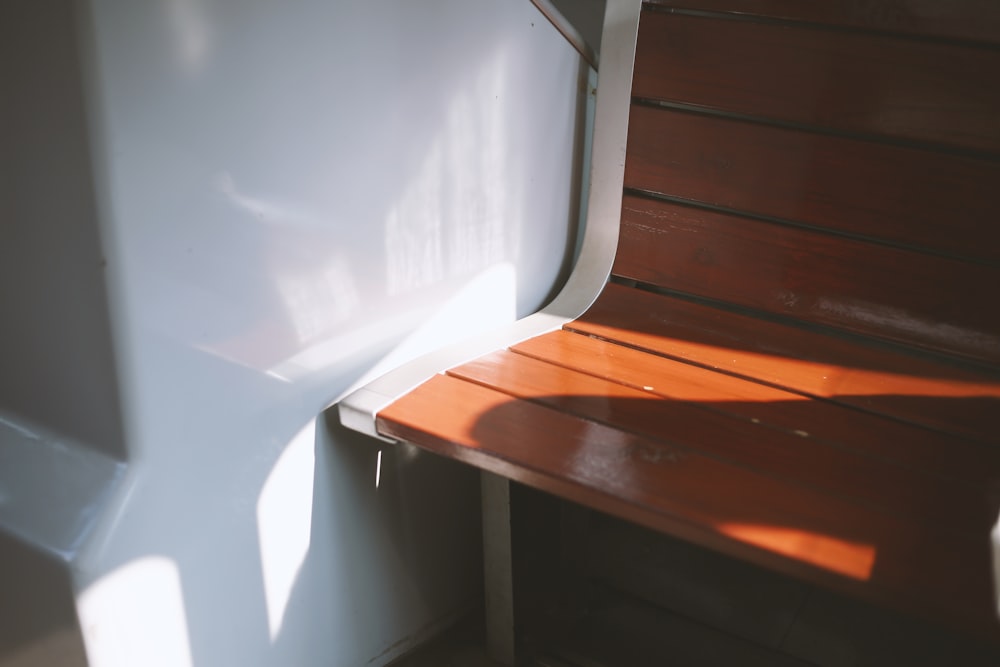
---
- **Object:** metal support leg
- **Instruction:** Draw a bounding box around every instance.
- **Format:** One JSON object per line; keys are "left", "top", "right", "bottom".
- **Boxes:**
{"left": 482, "top": 471, "right": 515, "bottom": 665}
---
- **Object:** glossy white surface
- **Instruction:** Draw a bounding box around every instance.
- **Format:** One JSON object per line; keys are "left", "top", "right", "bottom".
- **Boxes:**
{"left": 1, "top": 0, "right": 590, "bottom": 664}
{"left": 338, "top": 0, "right": 643, "bottom": 439}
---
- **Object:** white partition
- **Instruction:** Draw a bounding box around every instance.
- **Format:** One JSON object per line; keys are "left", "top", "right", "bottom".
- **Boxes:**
{"left": 0, "top": 0, "right": 590, "bottom": 664}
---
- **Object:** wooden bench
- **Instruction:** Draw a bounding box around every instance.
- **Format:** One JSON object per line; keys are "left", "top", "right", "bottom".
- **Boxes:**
{"left": 340, "top": 0, "right": 1000, "bottom": 657}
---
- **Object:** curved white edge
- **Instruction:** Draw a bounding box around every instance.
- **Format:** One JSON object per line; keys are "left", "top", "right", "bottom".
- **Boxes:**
{"left": 337, "top": 0, "right": 643, "bottom": 441}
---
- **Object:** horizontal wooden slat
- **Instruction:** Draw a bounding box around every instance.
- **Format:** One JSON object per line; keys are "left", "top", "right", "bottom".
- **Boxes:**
{"left": 512, "top": 330, "right": 1000, "bottom": 490}
{"left": 784, "top": 587, "right": 1000, "bottom": 666}
{"left": 548, "top": 594, "right": 815, "bottom": 667}
{"left": 377, "top": 372, "right": 1000, "bottom": 641}
{"left": 633, "top": 12, "right": 1000, "bottom": 153}
{"left": 585, "top": 514, "right": 810, "bottom": 649}
{"left": 586, "top": 518, "right": 1000, "bottom": 665}
{"left": 644, "top": 0, "right": 1000, "bottom": 45}
{"left": 623, "top": 105, "right": 1000, "bottom": 264}
{"left": 614, "top": 195, "right": 1000, "bottom": 366}
{"left": 570, "top": 283, "right": 1000, "bottom": 444}
{"left": 449, "top": 347, "right": 994, "bottom": 535}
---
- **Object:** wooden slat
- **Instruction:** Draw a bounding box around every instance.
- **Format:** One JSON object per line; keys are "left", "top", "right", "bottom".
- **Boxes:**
{"left": 585, "top": 514, "right": 810, "bottom": 649}
{"left": 623, "top": 105, "right": 1000, "bottom": 264}
{"left": 448, "top": 347, "right": 994, "bottom": 536}
{"left": 512, "top": 330, "right": 1000, "bottom": 490}
{"left": 644, "top": 0, "right": 1000, "bottom": 45}
{"left": 547, "top": 594, "right": 816, "bottom": 667}
{"left": 614, "top": 195, "right": 1000, "bottom": 366}
{"left": 784, "top": 588, "right": 1000, "bottom": 666}
{"left": 633, "top": 12, "right": 1000, "bottom": 153}
{"left": 570, "top": 283, "right": 1000, "bottom": 444}
{"left": 377, "top": 372, "right": 1000, "bottom": 642}
{"left": 586, "top": 518, "right": 1000, "bottom": 664}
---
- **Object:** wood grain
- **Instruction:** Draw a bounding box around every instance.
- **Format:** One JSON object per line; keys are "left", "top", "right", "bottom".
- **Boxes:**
{"left": 633, "top": 11, "right": 1000, "bottom": 153}
{"left": 449, "top": 347, "right": 995, "bottom": 536}
{"left": 644, "top": 0, "right": 1000, "bottom": 44}
{"left": 377, "top": 372, "right": 1000, "bottom": 641}
{"left": 584, "top": 514, "right": 810, "bottom": 649}
{"left": 512, "top": 329, "right": 1000, "bottom": 490}
{"left": 623, "top": 106, "right": 1000, "bottom": 264}
{"left": 614, "top": 194, "right": 1000, "bottom": 366}
{"left": 369, "top": 1, "right": 1000, "bottom": 649}
{"left": 571, "top": 283, "right": 1000, "bottom": 444}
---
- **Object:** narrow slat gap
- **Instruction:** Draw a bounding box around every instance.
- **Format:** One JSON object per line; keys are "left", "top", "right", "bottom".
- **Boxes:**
{"left": 641, "top": 3, "right": 1000, "bottom": 51}
{"left": 629, "top": 98, "right": 1000, "bottom": 164}
{"left": 508, "top": 340, "right": 989, "bottom": 489}
{"left": 620, "top": 188, "right": 1000, "bottom": 269}
{"left": 563, "top": 317, "right": 997, "bottom": 448}
{"left": 606, "top": 277, "right": 1000, "bottom": 378}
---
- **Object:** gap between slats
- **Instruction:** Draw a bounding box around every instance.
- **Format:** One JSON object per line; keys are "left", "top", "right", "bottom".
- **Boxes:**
{"left": 569, "top": 284, "right": 1000, "bottom": 445}
{"left": 632, "top": 10, "right": 1000, "bottom": 155}
{"left": 613, "top": 194, "right": 1000, "bottom": 366}
{"left": 643, "top": 0, "right": 1000, "bottom": 48}
{"left": 623, "top": 106, "right": 1000, "bottom": 265}
{"left": 510, "top": 329, "right": 1000, "bottom": 491}
{"left": 377, "top": 373, "right": 999, "bottom": 640}
{"left": 446, "top": 345, "right": 995, "bottom": 538}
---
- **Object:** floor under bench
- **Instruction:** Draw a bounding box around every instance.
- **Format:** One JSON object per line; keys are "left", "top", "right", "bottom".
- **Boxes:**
{"left": 390, "top": 484, "right": 1000, "bottom": 667}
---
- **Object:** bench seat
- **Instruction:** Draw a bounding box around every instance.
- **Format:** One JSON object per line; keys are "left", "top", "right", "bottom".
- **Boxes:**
{"left": 341, "top": 0, "right": 1000, "bottom": 652}
{"left": 380, "top": 282, "right": 1000, "bottom": 642}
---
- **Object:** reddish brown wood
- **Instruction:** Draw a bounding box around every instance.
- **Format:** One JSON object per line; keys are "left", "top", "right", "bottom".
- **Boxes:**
{"left": 624, "top": 105, "right": 1000, "bottom": 264}
{"left": 512, "top": 329, "right": 1000, "bottom": 490}
{"left": 633, "top": 12, "right": 1000, "bottom": 153}
{"left": 449, "top": 347, "right": 994, "bottom": 535}
{"left": 585, "top": 514, "right": 811, "bottom": 650}
{"left": 378, "top": 372, "right": 1000, "bottom": 642}
{"left": 571, "top": 283, "right": 1000, "bottom": 444}
{"left": 368, "top": 1, "right": 1000, "bottom": 649}
{"left": 614, "top": 195, "right": 1000, "bottom": 366}
{"left": 644, "top": 0, "right": 1000, "bottom": 44}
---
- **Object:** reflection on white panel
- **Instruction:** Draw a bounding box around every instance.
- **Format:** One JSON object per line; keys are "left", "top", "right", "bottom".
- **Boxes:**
{"left": 78, "top": 556, "right": 192, "bottom": 667}
{"left": 355, "top": 262, "right": 517, "bottom": 390}
{"left": 256, "top": 420, "right": 316, "bottom": 641}
{"left": 216, "top": 172, "right": 330, "bottom": 230}
{"left": 69, "top": 0, "right": 586, "bottom": 664}
{"left": 385, "top": 48, "right": 513, "bottom": 295}
{"left": 261, "top": 256, "right": 517, "bottom": 388}
{"left": 164, "top": 0, "right": 211, "bottom": 72}
{"left": 276, "top": 257, "right": 359, "bottom": 344}
{"left": 384, "top": 140, "right": 445, "bottom": 294}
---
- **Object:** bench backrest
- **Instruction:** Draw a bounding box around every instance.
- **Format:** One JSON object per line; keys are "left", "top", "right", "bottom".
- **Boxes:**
{"left": 615, "top": 0, "right": 1000, "bottom": 370}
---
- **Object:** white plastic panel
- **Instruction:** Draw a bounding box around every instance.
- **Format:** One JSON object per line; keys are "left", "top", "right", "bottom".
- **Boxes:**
{"left": 9, "top": 1, "right": 592, "bottom": 667}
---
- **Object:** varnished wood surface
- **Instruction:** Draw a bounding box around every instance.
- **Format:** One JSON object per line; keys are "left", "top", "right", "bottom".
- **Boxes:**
{"left": 586, "top": 514, "right": 810, "bottom": 649}
{"left": 549, "top": 594, "right": 816, "bottom": 667}
{"left": 623, "top": 106, "right": 1000, "bottom": 264}
{"left": 644, "top": 0, "right": 1000, "bottom": 44}
{"left": 633, "top": 11, "right": 1000, "bottom": 153}
{"left": 583, "top": 517, "right": 1000, "bottom": 666}
{"left": 615, "top": 195, "right": 1000, "bottom": 366}
{"left": 574, "top": 283, "right": 1000, "bottom": 443}
{"left": 513, "top": 330, "right": 1000, "bottom": 490}
{"left": 378, "top": 369, "right": 1000, "bottom": 641}
{"left": 450, "top": 347, "right": 994, "bottom": 536}
{"left": 371, "top": 0, "right": 1000, "bottom": 650}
